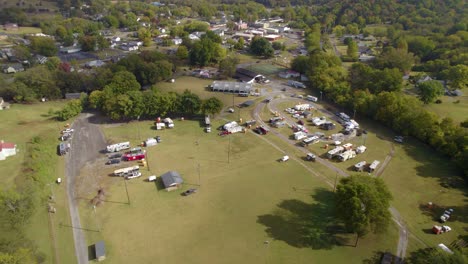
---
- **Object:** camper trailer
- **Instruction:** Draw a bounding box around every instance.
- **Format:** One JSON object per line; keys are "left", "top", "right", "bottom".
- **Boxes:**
{"left": 107, "top": 142, "right": 130, "bottom": 153}
{"left": 337, "top": 150, "right": 356, "bottom": 162}
{"left": 368, "top": 160, "right": 380, "bottom": 172}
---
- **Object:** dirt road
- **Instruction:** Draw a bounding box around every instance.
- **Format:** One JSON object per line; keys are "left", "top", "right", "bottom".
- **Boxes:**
{"left": 66, "top": 113, "right": 107, "bottom": 264}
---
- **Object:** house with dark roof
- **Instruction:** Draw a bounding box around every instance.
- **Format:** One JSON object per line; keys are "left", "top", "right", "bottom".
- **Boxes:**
{"left": 0, "top": 140, "right": 17, "bottom": 160}
{"left": 160, "top": 171, "right": 183, "bottom": 191}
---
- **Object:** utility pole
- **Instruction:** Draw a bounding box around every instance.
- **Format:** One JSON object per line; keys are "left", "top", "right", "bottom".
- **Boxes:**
{"left": 123, "top": 178, "right": 130, "bottom": 205}
{"left": 334, "top": 173, "right": 338, "bottom": 192}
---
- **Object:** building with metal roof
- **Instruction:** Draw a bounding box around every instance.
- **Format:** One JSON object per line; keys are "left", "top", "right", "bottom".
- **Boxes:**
{"left": 211, "top": 81, "right": 252, "bottom": 94}
{"left": 160, "top": 171, "right": 184, "bottom": 191}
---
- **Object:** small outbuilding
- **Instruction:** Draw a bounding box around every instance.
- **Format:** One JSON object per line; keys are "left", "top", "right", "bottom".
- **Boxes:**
{"left": 0, "top": 140, "right": 17, "bottom": 160}
{"left": 94, "top": 241, "right": 106, "bottom": 262}
{"left": 160, "top": 171, "right": 184, "bottom": 191}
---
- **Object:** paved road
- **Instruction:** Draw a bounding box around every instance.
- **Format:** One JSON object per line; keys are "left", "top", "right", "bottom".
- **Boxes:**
{"left": 66, "top": 113, "right": 107, "bottom": 264}
{"left": 252, "top": 94, "right": 409, "bottom": 260}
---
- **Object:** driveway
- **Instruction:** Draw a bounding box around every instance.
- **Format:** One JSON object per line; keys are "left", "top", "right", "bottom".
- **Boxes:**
{"left": 66, "top": 113, "right": 107, "bottom": 264}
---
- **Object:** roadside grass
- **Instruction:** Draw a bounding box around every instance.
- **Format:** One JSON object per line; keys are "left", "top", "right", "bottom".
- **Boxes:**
{"left": 0, "top": 102, "right": 76, "bottom": 264}
{"left": 78, "top": 119, "right": 397, "bottom": 264}
{"left": 424, "top": 95, "right": 468, "bottom": 123}
{"left": 0, "top": 26, "right": 42, "bottom": 34}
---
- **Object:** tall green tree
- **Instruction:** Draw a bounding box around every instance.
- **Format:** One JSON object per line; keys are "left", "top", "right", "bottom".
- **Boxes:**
{"left": 418, "top": 80, "right": 445, "bottom": 104}
{"left": 335, "top": 174, "right": 393, "bottom": 239}
{"left": 250, "top": 36, "right": 274, "bottom": 58}
{"left": 177, "top": 90, "right": 201, "bottom": 115}
{"left": 442, "top": 65, "right": 468, "bottom": 90}
{"left": 218, "top": 56, "right": 239, "bottom": 79}
{"left": 201, "top": 97, "right": 223, "bottom": 115}
{"left": 346, "top": 40, "right": 358, "bottom": 60}
{"left": 30, "top": 37, "right": 58, "bottom": 57}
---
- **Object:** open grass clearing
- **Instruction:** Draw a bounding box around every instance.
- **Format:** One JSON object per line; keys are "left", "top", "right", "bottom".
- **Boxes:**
{"left": 424, "top": 95, "right": 468, "bottom": 123}
{"left": 76, "top": 119, "right": 398, "bottom": 264}
{"left": 246, "top": 63, "right": 287, "bottom": 77}
{"left": 0, "top": 26, "right": 42, "bottom": 35}
{"left": 0, "top": 102, "right": 76, "bottom": 264}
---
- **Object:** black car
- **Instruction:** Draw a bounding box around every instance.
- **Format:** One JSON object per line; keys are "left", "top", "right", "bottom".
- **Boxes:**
{"left": 181, "top": 188, "right": 197, "bottom": 196}
{"left": 106, "top": 158, "right": 121, "bottom": 165}
{"left": 108, "top": 153, "right": 122, "bottom": 159}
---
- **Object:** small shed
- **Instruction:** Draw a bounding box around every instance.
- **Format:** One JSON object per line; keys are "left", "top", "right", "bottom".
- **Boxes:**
{"left": 0, "top": 141, "right": 17, "bottom": 160}
{"left": 160, "top": 171, "right": 184, "bottom": 191}
{"left": 145, "top": 138, "right": 157, "bottom": 147}
{"left": 95, "top": 241, "right": 106, "bottom": 261}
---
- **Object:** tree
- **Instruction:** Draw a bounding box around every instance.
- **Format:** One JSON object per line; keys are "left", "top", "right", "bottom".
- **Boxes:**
{"left": 407, "top": 247, "right": 467, "bottom": 264}
{"left": 104, "top": 71, "right": 141, "bottom": 94}
{"left": 30, "top": 37, "right": 58, "bottom": 57}
{"left": 346, "top": 39, "right": 358, "bottom": 60}
{"left": 201, "top": 97, "right": 223, "bottom": 115}
{"left": 88, "top": 90, "right": 104, "bottom": 109}
{"left": 335, "top": 174, "right": 393, "bottom": 239}
{"left": 56, "top": 99, "right": 83, "bottom": 121}
{"left": 218, "top": 56, "right": 239, "bottom": 79}
{"left": 374, "top": 47, "right": 415, "bottom": 73}
{"left": 272, "top": 41, "right": 283, "bottom": 50}
{"left": 291, "top": 55, "right": 309, "bottom": 74}
{"left": 418, "top": 80, "right": 445, "bottom": 104}
{"left": 442, "top": 64, "right": 468, "bottom": 90}
{"left": 177, "top": 90, "right": 201, "bottom": 115}
{"left": 250, "top": 36, "right": 274, "bottom": 58}
{"left": 176, "top": 45, "right": 189, "bottom": 60}
{"left": 235, "top": 37, "right": 245, "bottom": 50}
{"left": 79, "top": 35, "right": 97, "bottom": 51}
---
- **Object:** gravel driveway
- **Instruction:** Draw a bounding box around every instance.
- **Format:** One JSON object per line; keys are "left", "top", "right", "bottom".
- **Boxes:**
{"left": 66, "top": 113, "right": 107, "bottom": 264}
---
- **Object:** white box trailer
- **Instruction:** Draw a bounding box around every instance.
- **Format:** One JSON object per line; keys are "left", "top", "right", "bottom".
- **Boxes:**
{"left": 223, "top": 121, "right": 238, "bottom": 130}
{"left": 107, "top": 142, "right": 130, "bottom": 153}
{"left": 354, "top": 161, "right": 366, "bottom": 171}
{"left": 294, "top": 131, "right": 308, "bottom": 140}
{"left": 368, "top": 160, "right": 380, "bottom": 172}
{"left": 155, "top": 123, "right": 166, "bottom": 130}
{"left": 302, "top": 136, "right": 319, "bottom": 146}
{"left": 114, "top": 165, "right": 140, "bottom": 177}
{"left": 356, "top": 145, "right": 367, "bottom": 154}
{"left": 145, "top": 138, "right": 157, "bottom": 147}
{"left": 227, "top": 125, "right": 244, "bottom": 134}
{"left": 163, "top": 118, "right": 174, "bottom": 128}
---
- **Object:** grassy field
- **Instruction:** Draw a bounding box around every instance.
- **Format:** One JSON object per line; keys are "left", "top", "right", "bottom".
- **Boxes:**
{"left": 0, "top": 102, "right": 77, "bottom": 264}
{"left": 424, "top": 95, "right": 468, "bottom": 123}
{"left": 76, "top": 119, "right": 398, "bottom": 264}
{"left": 0, "top": 26, "right": 42, "bottom": 35}
{"left": 246, "top": 63, "right": 287, "bottom": 76}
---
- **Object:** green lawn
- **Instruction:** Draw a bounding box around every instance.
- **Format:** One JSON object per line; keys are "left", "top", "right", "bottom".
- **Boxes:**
{"left": 0, "top": 26, "right": 42, "bottom": 35}
{"left": 424, "top": 95, "right": 468, "bottom": 123}
{"left": 0, "top": 102, "right": 77, "bottom": 264}
{"left": 76, "top": 119, "right": 397, "bottom": 264}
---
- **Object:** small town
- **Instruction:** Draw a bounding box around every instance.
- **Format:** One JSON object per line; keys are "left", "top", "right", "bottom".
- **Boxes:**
{"left": 0, "top": 0, "right": 467, "bottom": 263}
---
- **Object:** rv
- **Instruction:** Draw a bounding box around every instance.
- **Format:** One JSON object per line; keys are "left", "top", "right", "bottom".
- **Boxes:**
{"left": 107, "top": 142, "right": 130, "bottom": 153}
{"left": 355, "top": 145, "right": 367, "bottom": 154}
{"left": 327, "top": 146, "right": 344, "bottom": 158}
{"left": 306, "top": 95, "right": 318, "bottom": 102}
{"left": 294, "top": 104, "right": 311, "bottom": 111}
{"left": 354, "top": 161, "right": 366, "bottom": 171}
{"left": 163, "top": 118, "right": 174, "bottom": 128}
{"left": 337, "top": 150, "right": 356, "bottom": 162}
{"left": 302, "top": 136, "right": 319, "bottom": 146}
{"left": 294, "top": 131, "right": 308, "bottom": 141}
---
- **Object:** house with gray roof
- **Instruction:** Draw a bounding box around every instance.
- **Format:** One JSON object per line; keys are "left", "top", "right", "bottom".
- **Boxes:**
{"left": 160, "top": 171, "right": 184, "bottom": 191}
{"left": 211, "top": 81, "right": 252, "bottom": 94}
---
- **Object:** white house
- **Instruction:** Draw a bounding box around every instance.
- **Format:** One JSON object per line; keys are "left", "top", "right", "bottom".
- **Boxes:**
{"left": 0, "top": 141, "right": 17, "bottom": 160}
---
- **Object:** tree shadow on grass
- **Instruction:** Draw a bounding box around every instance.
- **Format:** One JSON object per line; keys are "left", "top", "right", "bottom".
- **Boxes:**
{"left": 257, "top": 188, "right": 339, "bottom": 249}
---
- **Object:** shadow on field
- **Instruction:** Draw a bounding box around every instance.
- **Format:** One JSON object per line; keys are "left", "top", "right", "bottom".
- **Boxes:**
{"left": 257, "top": 188, "right": 339, "bottom": 249}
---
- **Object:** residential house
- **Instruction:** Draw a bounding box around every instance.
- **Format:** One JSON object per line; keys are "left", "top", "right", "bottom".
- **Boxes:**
{"left": 60, "top": 46, "right": 82, "bottom": 54}
{"left": 85, "top": 60, "right": 105, "bottom": 68}
{"left": 0, "top": 140, "right": 17, "bottom": 160}
{"left": 3, "top": 64, "right": 24, "bottom": 74}
{"left": 172, "top": 38, "right": 182, "bottom": 45}
{"left": 234, "top": 20, "right": 248, "bottom": 30}
{"left": 264, "top": 34, "right": 282, "bottom": 41}
{"left": 160, "top": 171, "right": 184, "bottom": 191}
{"left": 0, "top": 97, "right": 10, "bottom": 110}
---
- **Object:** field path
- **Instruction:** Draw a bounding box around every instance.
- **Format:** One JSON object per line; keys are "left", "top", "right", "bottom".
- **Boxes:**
{"left": 251, "top": 94, "right": 409, "bottom": 261}
{"left": 66, "top": 113, "right": 107, "bottom": 264}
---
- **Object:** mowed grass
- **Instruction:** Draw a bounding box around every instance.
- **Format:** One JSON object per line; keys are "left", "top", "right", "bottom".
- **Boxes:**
{"left": 0, "top": 102, "right": 77, "bottom": 264}
{"left": 79, "top": 119, "right": 398, "bottom": 264}
{"left": 0, "top": 26, "right": 42, "bottom": 34}
{"left": 425, "top": 95, "right": 468, "bottom": 123}
{"left": 381, "top": 138, "right": 468, "bottom": 249}
{"left": 156, "top": 76, "right": 255, "bottom": 108}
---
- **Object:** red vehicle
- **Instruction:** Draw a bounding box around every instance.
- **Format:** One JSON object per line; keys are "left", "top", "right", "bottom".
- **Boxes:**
{"left": 123, "top": 152, "right": 146, "bottom": 161}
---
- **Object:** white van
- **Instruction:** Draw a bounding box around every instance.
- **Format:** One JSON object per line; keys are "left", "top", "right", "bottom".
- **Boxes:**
{"left": 306, "top": 95, "right": 318, "bottom": 102}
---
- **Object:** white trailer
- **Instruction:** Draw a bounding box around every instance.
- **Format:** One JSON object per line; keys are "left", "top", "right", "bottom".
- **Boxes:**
{"left": 337, "top": 150, "right": 356, "bottom": 162}
{"left": 163, "top": 118, "right": 174, "bottom": 128}
{"left": 107, "top": 142, "right": 130, "bottom": 153}
{"left": 327, "top": 146, "right": 344, "bottom": 158}
{"left": 114, "top": 165, "right": 140, "bottom": 177}
{"left": 368, "top": 160, "right": 380, "bottom": 172}
{"left": 356, "top": 145, "right": 367, "bottom": 154}
{"left": 227, "top": 125, "right": 244, "bottom": 134}
{"left": 354, "top": 161, "right": 366, "bottom": 171}
{"left": 223, "top": 121, "right": 238, "bottom": 130}
{"left": 155, "top": 123, "right": 166, "bottom": 130}
{"left": 302, "top": 136, "right": 319, "bottom": 146}
{"left": 294, "top": 131, "right": 308, "bottom": 140}
{"left": 294, "top": 104, "right": 311, "bottom": 111}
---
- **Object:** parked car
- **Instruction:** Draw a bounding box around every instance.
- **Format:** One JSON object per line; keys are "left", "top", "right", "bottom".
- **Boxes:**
{"left": 394, "top": 136, "right": 404, "bottom": 143}
{"left": 182, "top": 188, "right": 197, "bottom": 196}
{"left": 106, "top": 158, "right": 121, "bottom": 165}
{"left": 306, "top": 153, "right": 316, "bottom": 161}
{"left": 108, "top": 153, "right": 123, "bottom": 159}
{"left": 280, "top": 155, "right": 290, "bottom": 162}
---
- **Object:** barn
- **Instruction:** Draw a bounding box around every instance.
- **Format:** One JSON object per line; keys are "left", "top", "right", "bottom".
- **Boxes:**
{"left": 211, "top": 81, "right": 252, "bottom": 94}
{"left": 160, "top": 171, "right": 184, "bottom": 191}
